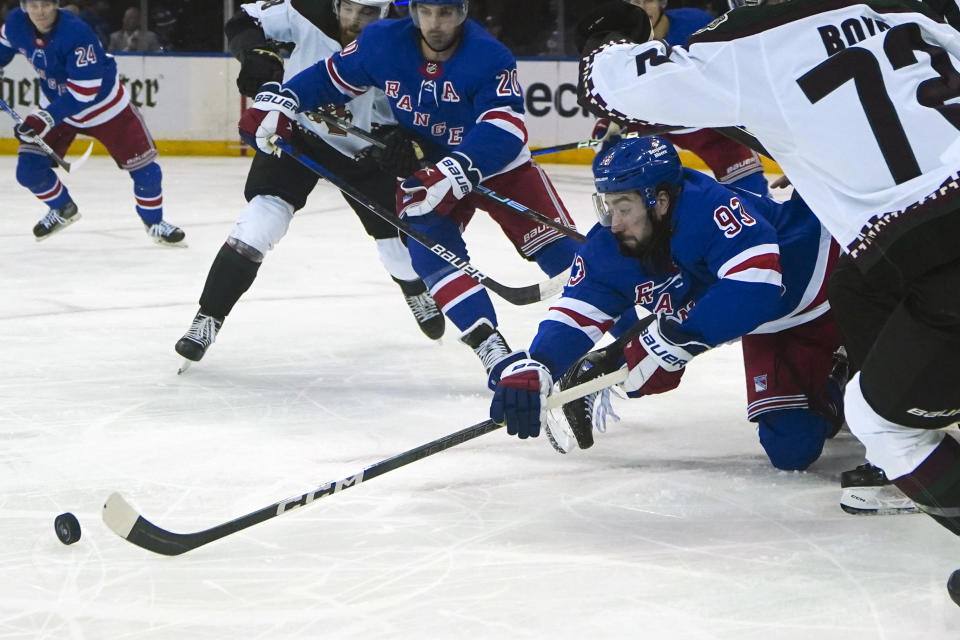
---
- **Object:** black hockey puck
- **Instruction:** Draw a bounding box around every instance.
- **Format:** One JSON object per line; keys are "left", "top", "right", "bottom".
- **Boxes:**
{"left": 948, "top": 569, "right": 960, "bottom": 607}
{"left": 54, "top": 512, "right": 81, "bottom": 545}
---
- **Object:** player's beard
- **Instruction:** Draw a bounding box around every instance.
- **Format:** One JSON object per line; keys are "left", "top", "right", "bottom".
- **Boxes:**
{"left": 615, "top": 209, "right": 674, "bottom": 274}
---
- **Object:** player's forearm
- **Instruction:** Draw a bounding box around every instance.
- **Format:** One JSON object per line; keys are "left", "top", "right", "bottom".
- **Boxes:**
{"left": 225, "top": 11, "right": 267, "bottom": 62}
{"left": 585, "top": 41, "right": 738, "bottom": 129}
{"left": 455, "top": 123, "right": 525, "bottom": 179}
{"left": 680, "top": 280, "right": 781, "bottom": 346}
{"left": 284, "top": 60, "right": 351, "bottom": 111}
{"left": 42, "top": 94, "right": 91, "bottom": 125}
{"left": 529, "top": 321, "right": 598, "bottom": 380}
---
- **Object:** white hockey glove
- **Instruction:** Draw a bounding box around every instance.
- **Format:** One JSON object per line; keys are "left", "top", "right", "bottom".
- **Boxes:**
{"left": 238, "top": 81, "right": 299, "bottom": 156}
{"left": 398, "top": 152, "right": 481, "bottom": 217}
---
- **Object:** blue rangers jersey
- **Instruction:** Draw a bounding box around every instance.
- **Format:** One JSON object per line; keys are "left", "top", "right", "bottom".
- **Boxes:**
{"left": 530, "top": 170, "right": 835, "bottom": 378}
{"left": 0, "top": 8, "right": 128, "bottom": 128}
{"left": 283, "top": 17, "right": 529, "bottom": 179}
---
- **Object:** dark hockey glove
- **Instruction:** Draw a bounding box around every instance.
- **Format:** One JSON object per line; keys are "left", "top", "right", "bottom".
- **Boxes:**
{"left": 238, "top": 82, "right": 299, "bottom": 156}
{"left": 14, "top": 109, "right": 55, "bottom": 144}
{"left": 490, "top": 358, "right": 553, "bottom": 439}
{"left": 622, "top": 317, "right": 706, "bottom": 398}
{"left": 365, "top": 125, "right": 423, "bottom": 178}
{"left": 237, "top": 45, "right": 285, "bottom": 98}
{"left": 574, "top": 1, "right": 651, "bottom": 57}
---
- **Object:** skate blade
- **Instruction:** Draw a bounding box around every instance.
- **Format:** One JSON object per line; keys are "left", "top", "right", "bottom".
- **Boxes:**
{"left": 177, "top": 359, "right": 193, "bottom": 375}
{"left": 34, "top": 213, "right": 82, "bottom": 242}
{"left": 153, "top": 238, "right": 189, "bottom": 249}
{"left": 840, "top": 486, "right": 919, "bottom": 515}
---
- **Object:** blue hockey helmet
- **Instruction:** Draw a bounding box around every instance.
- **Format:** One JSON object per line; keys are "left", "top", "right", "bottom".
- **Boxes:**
{"left": 409, "top": 0, "right": 469, "bottom": 27}
{"left": 593, "top": 136, "right": 683, "bottom": 219}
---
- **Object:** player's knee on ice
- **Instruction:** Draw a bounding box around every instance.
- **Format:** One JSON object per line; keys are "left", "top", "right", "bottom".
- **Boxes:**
{"left": 758, "top": 409, "right": 831, "bottom": 471}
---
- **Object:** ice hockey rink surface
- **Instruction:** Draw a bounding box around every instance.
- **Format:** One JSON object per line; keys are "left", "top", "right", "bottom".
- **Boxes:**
{"left": 1, "top": 156, "right": 958, "bottom": 639}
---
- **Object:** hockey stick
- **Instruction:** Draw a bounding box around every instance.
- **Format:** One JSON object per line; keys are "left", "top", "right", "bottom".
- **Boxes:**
{"left": 101, "top": 322, "right": 642, "bottom": 556}
{"left": 0, "top": 97, "right": 92, "bottom": 172}
{"left": 306, "top": 110, "right": 585, "bottom": 242}
{"left": 269, "top": 138, "right": 565, "bottom": 305}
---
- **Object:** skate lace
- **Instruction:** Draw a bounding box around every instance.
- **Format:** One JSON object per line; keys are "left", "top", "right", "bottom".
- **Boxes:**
{"left": 404, "top": 291, "right": 441, "bottom": 323}
{"left": 184, "top": 314, "right": 219, "bottom": 347}
{"left": 587, "top": 387, "right": 621, "bottom": 433}
{"left": 37, "top": 209, "right": 67, "bottom": 230}
{"left": 147, "top": 220, "right": 177, "bottom": 238}
{"left": 475, "top": 332, "right": 509, "bottom": 373}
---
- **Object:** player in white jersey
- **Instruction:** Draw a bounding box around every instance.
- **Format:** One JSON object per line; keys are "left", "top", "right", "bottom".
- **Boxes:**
{"left": 175, "top": 0, "right": 444, "bottom": 367}
{"left": 579, "top": 0, "right": 960, "bottom": 537}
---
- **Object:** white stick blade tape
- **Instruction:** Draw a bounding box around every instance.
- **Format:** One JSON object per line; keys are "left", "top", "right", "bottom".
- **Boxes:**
{"left": 102, "top": 492, "right": 140, "bottom": 537}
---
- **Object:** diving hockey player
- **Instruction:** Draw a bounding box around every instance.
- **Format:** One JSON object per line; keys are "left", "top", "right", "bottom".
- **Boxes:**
{"left": 0, "top": 0, "right": 184, "bottom": 244}
{"left": 238, "top": 0, "right": 581, "bottom": 378}
{"left": 579, "top": 0, "right": 960, "bottom": 536}
{"left": 490, "top": 137, "right": 843, "bottom": 472}
{"left": 175, "top": 0, "right": 445, "bottom": 368}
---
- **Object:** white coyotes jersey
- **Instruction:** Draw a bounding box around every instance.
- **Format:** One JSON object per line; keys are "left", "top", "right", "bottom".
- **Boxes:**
{"left": 242, "top": 0, "right": 396, "bottom": 158}
{"left": 583, "top": 0, "right": 960, "bottom": 263}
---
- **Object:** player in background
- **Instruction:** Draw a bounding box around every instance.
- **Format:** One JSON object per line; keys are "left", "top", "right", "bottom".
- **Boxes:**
{"left": 490, "top": 136, "right": 844, "bottom": 472}
{"left": 579, "top": 0, "right": 960, "bottom": 536}
{"left": 239, "top": 0, "right": 581, "bottom": 377}
{"left": 175, "top": 0, "right": 446, "bottom": 366}
{"left": 0, "top": 0, "right": 184, "bottom": 244}
{"left": 576, "top": 1, "right": 768, "bottom": 196}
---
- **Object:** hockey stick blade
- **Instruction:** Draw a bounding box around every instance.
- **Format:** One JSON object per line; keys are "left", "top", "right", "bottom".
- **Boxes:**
{"left": 101, "top": 369, "right": 626, "bottom": 556}
{"left": 271, "top": 138, "right": 563, "bottom": 305}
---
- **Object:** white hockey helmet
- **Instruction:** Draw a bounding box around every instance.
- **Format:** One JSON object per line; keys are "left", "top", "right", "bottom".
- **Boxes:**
{"left": 727, "top": 0, "right": 766, "bottom": 8}
{"left": 20, "top": 0, "right": 59, "bottom": 8}
{"left": 408, "top": 0, "right": 469, "bottom": 28}
{"left": 333, "top": 0, "right": 393, "bottom": 20}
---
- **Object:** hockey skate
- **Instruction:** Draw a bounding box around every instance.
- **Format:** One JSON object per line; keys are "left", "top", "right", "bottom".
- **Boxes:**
{"left": 460, "top": 320, "right": 511, "bottom": 375}
{"left": 145, "top": 220, "right": 186, "bottom": 246}
{"left": 840, "top": 463, "right": 919, "bottom": 515}
{"left": 544, "top": 352, "right": 621, "bottom": 454}
{"left": 175, "top": 311, "right": 222, "bottom": 373}
{"left": 32, "top": 201, "right": 80, "bottom": 240}
{"left": 393, "top": 277, "right": 445, "bottom": 340}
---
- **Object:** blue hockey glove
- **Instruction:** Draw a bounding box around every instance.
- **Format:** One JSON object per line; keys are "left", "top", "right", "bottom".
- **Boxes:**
{"left": 490, "top": 358, "right": 553, "bottom": 439}
{"left": 486, "top": 349, "right": 530, "bottom": 391}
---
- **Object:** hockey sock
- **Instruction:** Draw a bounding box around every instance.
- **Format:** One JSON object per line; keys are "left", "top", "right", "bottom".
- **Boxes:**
{"left": 533, "top": 236, "right": 579, "bottom": 277}
{"left": 757, "top": 409, "right": 830, "bottom": 471}
{"left": 426, "top": 268, "right": 497, "bottom": 332}
{"left": 130, "top": 162, "right": 164, "bottom": 226}
{"left": 375, "top": 237, "right": 418, "bottom": 282}
{"left": 892, "top": 435, "right": 960, "bottom": 536}
{"left": 17, "top": 152, "right": 72, "bottom": 209}
{"left": 198, "top": 243, "right": 262, "bottom": 319}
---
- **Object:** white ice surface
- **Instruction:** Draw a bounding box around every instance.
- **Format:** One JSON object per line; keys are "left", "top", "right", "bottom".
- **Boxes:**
{"left": 0, "top": 157, "right": 958, "bottom": 639}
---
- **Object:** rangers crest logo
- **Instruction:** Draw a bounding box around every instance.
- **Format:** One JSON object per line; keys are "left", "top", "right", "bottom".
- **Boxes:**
{"left": 568, "top": 256, "right": 586, "bottom": 286}
{"left": 753, "top": 374, "right": 767, "bottom": 393}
